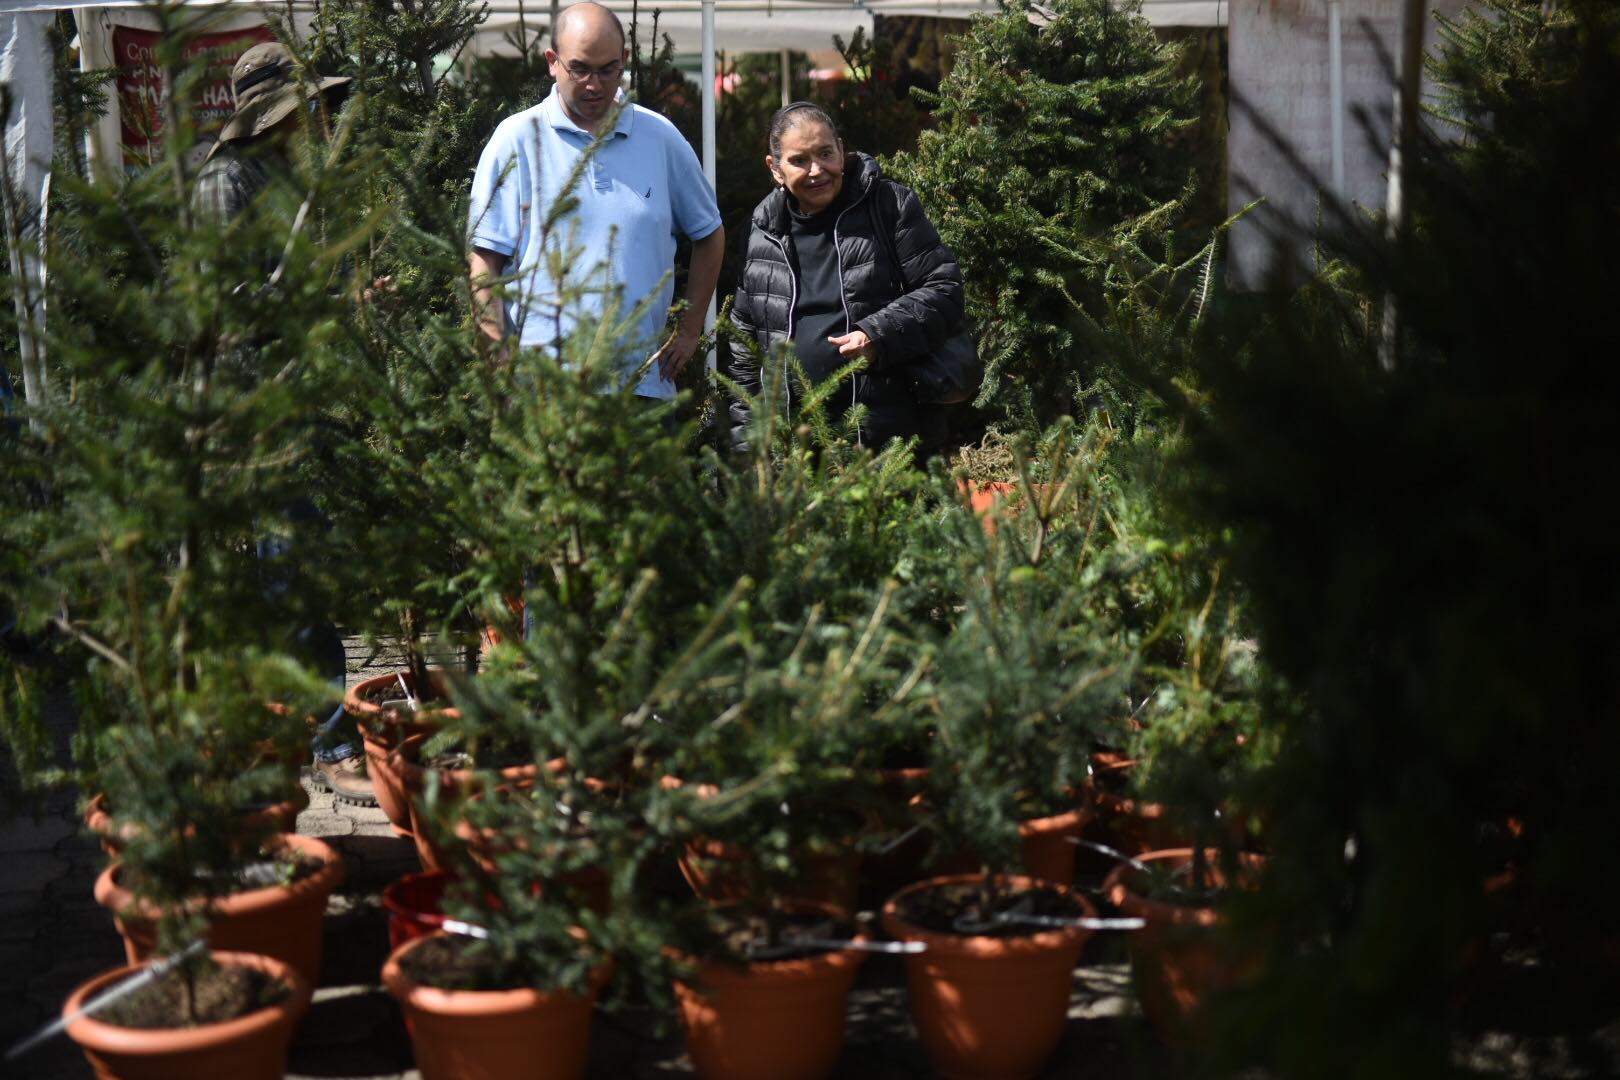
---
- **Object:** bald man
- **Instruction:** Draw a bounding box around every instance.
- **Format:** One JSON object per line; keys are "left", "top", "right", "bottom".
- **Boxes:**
{"left": 468, "top": 2, "right": 724, "bottom": 395}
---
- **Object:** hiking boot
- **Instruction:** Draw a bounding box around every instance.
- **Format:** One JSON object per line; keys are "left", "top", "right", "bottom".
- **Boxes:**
{"left": 311, "top": 755, "right": 378, "bottom": 807}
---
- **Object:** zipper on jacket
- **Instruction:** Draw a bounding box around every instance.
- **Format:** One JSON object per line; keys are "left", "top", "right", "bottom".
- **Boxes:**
{"left": 764, "top": 231, "right": 799, "bottom": 416}
{"left": 831, "top": 192, "right": 868, "bottom": 446}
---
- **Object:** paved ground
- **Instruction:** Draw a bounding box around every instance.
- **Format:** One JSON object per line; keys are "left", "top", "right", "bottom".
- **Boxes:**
{"left": 0, "top": 643, "right": 1178, "bottom": 1080}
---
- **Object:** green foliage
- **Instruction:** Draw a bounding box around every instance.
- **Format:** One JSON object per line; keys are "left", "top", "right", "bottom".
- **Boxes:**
{"left": 906, "top": 419, "right": 1133, "bottom": 874}
{"left": 887, "top": 0, "right": 1199, "bottom": 421}
{"left": 0, "top": 3, "right": 373, "bottom": 956}
{"left": 1169, "top": 1, "right": 1620, "bottom": 1074}
{"left": 822, "top": 29, "right": 925, "bottom": 169}
{"left": 658, "top": 357, "right": 932, "bottom": 910}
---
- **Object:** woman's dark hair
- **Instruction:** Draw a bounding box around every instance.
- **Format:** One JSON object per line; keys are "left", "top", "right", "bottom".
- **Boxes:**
{"left": 767, "top": 101, "right": 840, "bottom": 159}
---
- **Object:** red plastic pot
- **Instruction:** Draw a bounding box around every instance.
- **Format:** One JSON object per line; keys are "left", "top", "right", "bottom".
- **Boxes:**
{"left": 1083, "top": 756, "right": 1180, "bottom": 858}
{"left": 1017, "top": 804, "right": 1088, "bottom": 884}
{"left": 677, "top": 836, "right": 864, "bottom": 913}
{"left": 83, "top": 788, "right": 309, "bottom": 858}
{"left": 390, "top": 734, "right": 540, "bottom": 871}
{"left": 381, "top": 869, "right": 458, "bottom": 952}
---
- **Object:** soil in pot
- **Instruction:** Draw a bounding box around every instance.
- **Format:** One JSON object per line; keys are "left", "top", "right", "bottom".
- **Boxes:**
{"left": 1103, "top": 847, "right": 1266, "bottom": 1042}
{"left": 64, "top": 950, "right": 306, "bottom": 1080}
{"left": 882, "top": 874, "right": 1096, "bottom": 1080}
{"left": 674, "top": 904, "right": 866, "bottom": 1080}
{"left": 95, "top": 961, "right": 288, "bottom": 1029}
{"left": 96, "top": 833, "right": 344, "bottom": 995}
{"left": 382, "top": 930, "right": 610, "bottom": 1080}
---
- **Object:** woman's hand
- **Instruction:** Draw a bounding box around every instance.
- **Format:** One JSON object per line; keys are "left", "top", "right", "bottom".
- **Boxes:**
{"left": 828, "top": 329, "right": 875, "bottom": 362}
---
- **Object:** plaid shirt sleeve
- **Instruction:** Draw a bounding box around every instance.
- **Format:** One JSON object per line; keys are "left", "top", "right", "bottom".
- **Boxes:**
{"left": 191, "top": 153, "right": 263, "bottom": 225}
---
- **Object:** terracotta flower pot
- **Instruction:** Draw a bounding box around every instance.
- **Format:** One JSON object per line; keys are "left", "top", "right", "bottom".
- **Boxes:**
{"left": 346, "top": 670, "right": 457, "bottom": 839}
{"left": 959, "top": 481, "right": 1055, "bottom": 536}
{"left": 925, "top": 800, "right": 1088, "bottom": 887}
{"left": 665, "top": 776, "right": 869, "bottom": 911}
{"left": 63, "top": 950, "right": 307, "bottom": 1080}
{"left": 381, "top": 931, "right": 611, "bottom": 1080}
{"left": 882, "top": 873, "right": 1095, "bottom": 1080}
{"left": 1018, "top": 804, "right": 1088, "bottom": 884}
{"left": 83, "top": 789, "right": 309, "bottom": 858}
{"left": 1083, "top": 756, "right": 1180, "bottom": 858}
{"left": 1103, "top": 847, "right": 1266, "bottom": 1041}
{"left": 392, "top": 737, "right": 542, "bottom": 872}
{"left": 94, "top": 833, "right": 344, "bottom": 995}
{"left": 673, "top": 903, "right": 866, "bottom": 1080}
{"left": 677, "top": 836, "right": 864, "bottom": 913}
{"left": 858, "top": 769, "right": 934, "bottom": 905}
{"left": 452, "top": 788, "right": 613, "bottom": 916}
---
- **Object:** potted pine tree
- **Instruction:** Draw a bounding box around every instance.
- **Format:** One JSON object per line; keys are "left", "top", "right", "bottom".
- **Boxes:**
{"left": 881, "top": 417, "right": 1137, "bottom": 1080}
{"left": 372, "top": 172, "right": 735, "bottom": 1075}
{"left": 0, "top": 7, "right": 367, "bottom": 1072}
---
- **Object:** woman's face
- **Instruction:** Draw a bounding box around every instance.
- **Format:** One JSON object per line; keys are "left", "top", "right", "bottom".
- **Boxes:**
{"left": 769, "top": 120, "right": 844, "bottom": 214}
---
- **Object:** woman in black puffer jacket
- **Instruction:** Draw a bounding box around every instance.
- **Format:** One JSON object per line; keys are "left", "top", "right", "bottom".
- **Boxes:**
{"left": 726, "top": 102, "right": 965, "bottom": 454}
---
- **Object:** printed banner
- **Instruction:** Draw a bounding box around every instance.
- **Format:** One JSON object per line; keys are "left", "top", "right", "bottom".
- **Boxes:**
{"left": 114, "top": 24, "right": 275, "bottom": 167}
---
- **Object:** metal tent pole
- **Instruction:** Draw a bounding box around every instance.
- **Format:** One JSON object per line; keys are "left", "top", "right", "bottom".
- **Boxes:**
{"left": 701, "top": 0, "right": 717, "bottom": 369}
{"left": 1378, "top": 0, "right": 1428, "bottom": 371}
{"left": 1328, "top": 0, "right": 1345, "bottom": 196}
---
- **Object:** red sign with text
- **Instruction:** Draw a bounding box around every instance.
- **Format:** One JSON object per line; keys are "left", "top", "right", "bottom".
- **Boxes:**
{"left": 114, "top": 24, "right": 275, "bottom": 167}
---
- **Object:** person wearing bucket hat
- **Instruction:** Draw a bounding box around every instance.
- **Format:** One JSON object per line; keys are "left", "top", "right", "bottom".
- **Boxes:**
{"left": 194, "top": 41, "right": 351, "bottom": 225}
{"left": 192, "top": 42, "right": 375, "bottom": 806}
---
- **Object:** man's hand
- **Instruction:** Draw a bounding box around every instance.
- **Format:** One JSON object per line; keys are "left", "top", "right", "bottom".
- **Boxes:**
{"left": 655, "top": 326, "right": 702, "bottom": 381}
{"left": 828, "top": 329, "right": 875, "bottom": 362}
{"left": 362, "top": 274, "right": 396, "bottom": 305}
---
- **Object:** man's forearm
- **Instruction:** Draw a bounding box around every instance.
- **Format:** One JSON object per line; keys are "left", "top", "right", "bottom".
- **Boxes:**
{"left": 469, "top": 247, "right": 508, "bottom": 342}
{"left": 680, "top": 227, "right": 726, "bottom": 337}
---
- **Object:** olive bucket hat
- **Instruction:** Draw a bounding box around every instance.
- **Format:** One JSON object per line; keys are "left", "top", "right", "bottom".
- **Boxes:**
{"left": 209, "top": 42, "right": 350, "bottom": 156}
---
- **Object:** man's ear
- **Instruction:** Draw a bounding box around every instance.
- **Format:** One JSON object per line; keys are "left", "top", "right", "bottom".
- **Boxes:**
{"left": 545, "top": 48, "right": 559, "bottom": 65}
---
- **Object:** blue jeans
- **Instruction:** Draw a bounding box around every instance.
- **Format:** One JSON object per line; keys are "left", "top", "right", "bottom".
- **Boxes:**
{"left": 259, "top": 507, "right": 356, "bottom": 764}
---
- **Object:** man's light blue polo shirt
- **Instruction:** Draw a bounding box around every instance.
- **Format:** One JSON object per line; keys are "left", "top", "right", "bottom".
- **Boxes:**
{"left": 467, "top": 87, "right": 722, "bottom": 400}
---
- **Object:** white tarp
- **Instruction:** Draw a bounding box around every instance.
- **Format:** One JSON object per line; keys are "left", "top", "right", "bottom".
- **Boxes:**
{"left": 473, "top": 0, "right": 1224, "bottom": 55}
{"left": 475, "top": 4, "right": 873, "bottom": 56}
{"left": 1226, "top": 0, "right": 1464, "bottom": 288}
{"left": 2, "top": 10, "right": 53, "bottom": 412}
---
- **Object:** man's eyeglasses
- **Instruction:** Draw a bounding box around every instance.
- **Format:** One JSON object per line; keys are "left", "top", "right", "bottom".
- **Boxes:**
{"left": 561, "top": 59, "right": 624, "bottom": 84}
